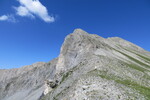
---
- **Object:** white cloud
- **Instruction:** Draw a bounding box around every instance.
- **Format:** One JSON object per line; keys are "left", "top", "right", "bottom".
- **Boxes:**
{"left": 15, "top": 6, "right": 35, "bottom": 18}
{"left": 0, "top": 15, "right": 9, "bottom": 21}
{"left": 0, "top": 15, "right": 16, "bottom": 22}
{"left": 15, "top": 0, "right": 55, "bottom": 23}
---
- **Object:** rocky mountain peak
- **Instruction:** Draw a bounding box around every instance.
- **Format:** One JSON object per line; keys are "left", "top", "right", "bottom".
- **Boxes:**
{"left": 56, "top": 29, "right": 104, "bottom": 74}
{"left": 73, "top": 28, "right": 89, "bottom": 35}
{"left": 0, "top": 29, "right": 150, "bottom": 100}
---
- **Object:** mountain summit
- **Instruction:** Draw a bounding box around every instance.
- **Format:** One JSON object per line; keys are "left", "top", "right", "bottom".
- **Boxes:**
{"left": 0, "top": 29, "right": 150, "bottom": 100}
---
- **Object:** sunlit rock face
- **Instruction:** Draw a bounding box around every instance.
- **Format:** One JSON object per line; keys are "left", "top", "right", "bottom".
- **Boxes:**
{"left": 0, "top": 29, "right": 150, "bottom": 100}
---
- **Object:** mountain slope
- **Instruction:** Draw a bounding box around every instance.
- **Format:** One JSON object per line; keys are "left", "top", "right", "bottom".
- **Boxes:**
{"left": 0, "top": 29, "right": 150, "bottom": 100}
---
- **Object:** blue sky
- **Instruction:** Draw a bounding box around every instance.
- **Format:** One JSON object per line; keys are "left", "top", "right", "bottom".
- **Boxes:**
{"left": 0, "top": 0, "right": 150, "bottom": 69}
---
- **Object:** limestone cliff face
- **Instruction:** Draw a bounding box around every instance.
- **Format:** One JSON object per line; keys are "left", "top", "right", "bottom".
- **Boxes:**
{"left": 0, "top": 29, "right": 150, "bottom": 100}
{"left": 56, "top": 29, "right": 99, "bottom": 73}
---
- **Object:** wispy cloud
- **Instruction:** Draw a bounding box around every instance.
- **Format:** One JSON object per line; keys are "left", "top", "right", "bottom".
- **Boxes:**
{"left": 15, "top": 0, "right": 55, "bottom": 23}
{"left": 0, "top": 0, "right": 55, "bottom": 23}
{"left": 0, "top": 15, "right": 8, "bottom": 21}
{"left": 0, "top": 15, "right": 16, "bottom": 22}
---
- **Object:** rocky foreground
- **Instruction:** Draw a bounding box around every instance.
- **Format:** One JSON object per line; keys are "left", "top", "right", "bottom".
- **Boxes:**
{"left": 0, "top": 29, "right": 150, "bottom": 100}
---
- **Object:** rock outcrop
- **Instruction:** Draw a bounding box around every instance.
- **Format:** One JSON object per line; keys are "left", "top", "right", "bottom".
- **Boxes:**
{"left": 0, "top": 29, "right": 150, "bottom": 100}
{"left": 43, "top": 79, "right": 58, "bottom": 95}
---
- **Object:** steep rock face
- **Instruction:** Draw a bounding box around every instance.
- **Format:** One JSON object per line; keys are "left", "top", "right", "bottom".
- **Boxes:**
{"left": 0, "top": 29, "right": 150, "bottom": 100}
{"left": 56, "top": 29, "right": 110, "bottom": 74}
{"left": 56, "top": 29, "right": 100, "bottom": 73}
